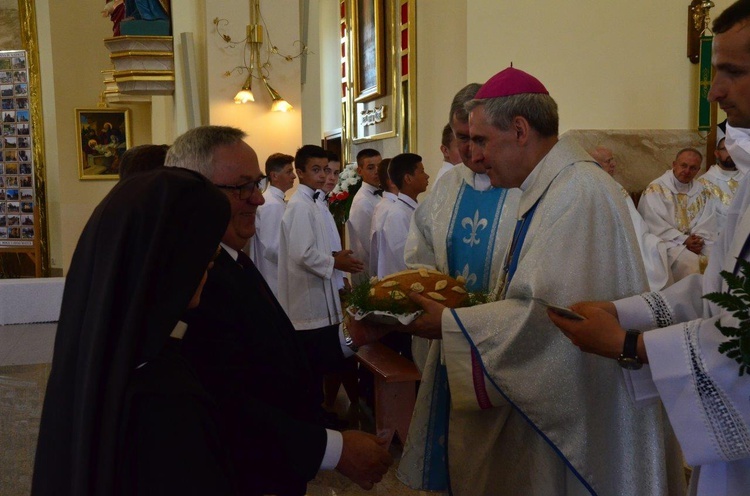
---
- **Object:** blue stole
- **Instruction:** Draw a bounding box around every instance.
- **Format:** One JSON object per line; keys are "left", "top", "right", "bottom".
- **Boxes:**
{"left": 446, "top": 184, "right": 508, "bottom": 291}
{"left": 505, "top": 200, "right": 541, "bottom": 287}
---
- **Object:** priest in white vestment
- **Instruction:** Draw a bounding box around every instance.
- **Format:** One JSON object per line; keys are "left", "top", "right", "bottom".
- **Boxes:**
{"left": 699, "top": 127, "right": 745, "bottom": 234}
{"left": 250, "top": 153, "right": 295, "bottom": 297}
{"left": 279, "top": 145, "right": 363, "bottom": 330}
{"left": 638, "top": 148, "right": 717, "bottom": 282}
{"left": 434, "top": 123, "right": 462, "bottom": 183}
{"left": 549, "top": 7, "right": 750, "bottom": 494}
{"left": 369, "top": 158, "right": 398, "bottom": 276}
{"left": 590, "top": 146, "right": 672, "bottom": 290}
{"left": 346, "top": 149, "right": 382, "bottom": 284}
{"left": 398, "top": 68, "right": 685, "bottom": 496}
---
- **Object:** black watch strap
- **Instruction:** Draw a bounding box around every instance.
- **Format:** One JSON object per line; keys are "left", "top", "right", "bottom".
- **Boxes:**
{"left": 618, "top": 330, "right": 642, "bottom": 370}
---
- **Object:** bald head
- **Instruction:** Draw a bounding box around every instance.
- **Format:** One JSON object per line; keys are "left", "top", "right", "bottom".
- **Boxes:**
{"left": 589, "top": 146, "right": 616, "bottom": 176}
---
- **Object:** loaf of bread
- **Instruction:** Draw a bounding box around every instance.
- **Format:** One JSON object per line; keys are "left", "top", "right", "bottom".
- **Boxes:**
{"left": 367, "top": 268, "right": 469, "bottom": 313}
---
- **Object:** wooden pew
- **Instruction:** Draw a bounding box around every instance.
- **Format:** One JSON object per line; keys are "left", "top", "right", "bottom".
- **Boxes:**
{"left": 355, "top": 342, "right": 421, "bottom": 448}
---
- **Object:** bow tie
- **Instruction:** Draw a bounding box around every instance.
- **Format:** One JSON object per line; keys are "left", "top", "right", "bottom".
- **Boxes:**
{"left": 373, "top": 189, "right": 383, "bottom": 197}
{"left": 313, "top": 191, "right": 322, "bottom": 201}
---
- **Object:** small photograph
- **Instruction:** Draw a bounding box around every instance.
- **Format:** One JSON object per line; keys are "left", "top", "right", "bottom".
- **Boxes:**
{"left": 19, "top": 163, "right": 31, "bottom": 175}
{"left": 22, "top": 226, "right": 33, "bottom": 238}
{"left": 2, "top": 123, "right": 14, "bottom": 136}
{"left": 0, "top": 215, "right": 6, "bottom": 227}
{"left": 2, "top": 110, "right": 14, "bottom": 122}
{"left": 14, "top": 84, "right": 27, "bottom": 96}
{"left": 16, "top": 110, "right": 28, "bottom": 122}
{"left": 8, "top": 227, "right": 20, "bottom": 239}
{"left": 0, "top": 84, "right": 11, "bottom": 97}
{"left": 0, "top": 59, "right": 10, "bottom": 70}
{"left": 0, "top": 227, "right": 6, "bottom": 238}
{"left": 20, "top": 187, "right": 32, "bottom": 198}
{"left": 7, "top": 217, "right": 19, "bottom": 228}
{"left": 0, "top": 72, "right": 10, "bottom": 84}
{"left": 20, "top": 201, "right": 32, "bottom": 213}
{"left": 17, "top": 123, "right": 28, "bottom": 135}
{"left": 18, "top": 137, "right": 30, "bottom": 148}
{"left": 5, "top": 162, "right": 17, "bottom": 174}
{"left": 12, "top": 71, "right": 26, "bottom": 84}
{"left": 5, "top": 176, "right": 18, "bottom": 187}
{"left": 0, "top": 202, "right": 4, "bottom": 213}
{"left": 11, "top": 56, "right": 25, "bottom": 69}
{"left": 21, "top": 214, "right": 33, "bottom": 226}
{"left": 4, "top": 137, "right": 16, "bottom": 148}
{"left": 1, "top": 99, "right": 13, "bottom": 110}
{"left": 18, "top": 150, "right": 29, "bottom": 162}
{"left": 16, "top": 98, "right": 27, "bottom": 109}
{"left": 0, "top": 189, "right": 5, "bottom": 200}
{"left": 4, "top": 151, "right": 16, "bottom": 162}
{"left": 0, "top": 164, "right": 4, "bottom": 175}
{"left": 6, "top": 188, "right": 18, "bottom": 200}
{"left": 0, "top": 177, "right": 4, "bottom": 188}
{"left": 7, "top": 202, "right": 19, "bottom": 214}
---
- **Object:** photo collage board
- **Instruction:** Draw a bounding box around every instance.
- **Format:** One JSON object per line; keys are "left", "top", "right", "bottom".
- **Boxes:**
{"left": 0, "top": 50, "right": 34, "bottom": 247}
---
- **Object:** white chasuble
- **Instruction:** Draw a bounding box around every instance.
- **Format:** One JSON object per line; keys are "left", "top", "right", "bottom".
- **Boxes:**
{"left": 638, "top": 170, "right": 717, "bottom": 281}
{"left": 699, "top": 164, "right": 745, "bottom": 233}
{"left": 403, "top": 137, "right": 685, "bottom": 496}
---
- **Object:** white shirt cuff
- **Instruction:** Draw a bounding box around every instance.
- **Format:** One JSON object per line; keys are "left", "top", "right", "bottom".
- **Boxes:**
{"left": 320, "top": 429, "right": 343, "bottom": 470}
{"left": 338, "top": 324, "right": 356, "bottom": 358}
{"left": 614, "top": 294, "right": 654, "bottom": 331}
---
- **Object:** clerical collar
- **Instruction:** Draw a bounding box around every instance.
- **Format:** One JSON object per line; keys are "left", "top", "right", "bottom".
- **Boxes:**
{"left": 396, "top": 192, "right": 418, "bottom": 210}
{"left": 221, "top": 242, "right": 239, "bottom": 261}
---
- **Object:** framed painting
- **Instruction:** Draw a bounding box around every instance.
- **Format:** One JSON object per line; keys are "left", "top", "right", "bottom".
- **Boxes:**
{"left": 351, "top": 0, "right": 384, "bottom": 102}
{"left": 75, "top": 108, "right": 131, "bottom": 180}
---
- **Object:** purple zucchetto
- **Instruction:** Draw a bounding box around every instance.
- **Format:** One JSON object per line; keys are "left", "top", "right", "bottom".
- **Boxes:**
{"left": 475, "top": 67, "right": 549, "bottom": 99}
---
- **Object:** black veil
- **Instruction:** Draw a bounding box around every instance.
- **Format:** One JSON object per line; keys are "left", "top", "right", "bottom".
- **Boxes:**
{"left": 32, "top": 167, "right": 229, "bottom": 495}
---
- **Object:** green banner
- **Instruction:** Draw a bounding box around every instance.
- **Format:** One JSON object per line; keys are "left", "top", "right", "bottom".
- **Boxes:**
{"left": 699, "top": 35, "right": 713, "bottom": 132}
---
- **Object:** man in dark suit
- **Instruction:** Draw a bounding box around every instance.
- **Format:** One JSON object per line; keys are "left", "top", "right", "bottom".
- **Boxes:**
{"left": 166, "top": 125, "right": 391, "bottom": 496}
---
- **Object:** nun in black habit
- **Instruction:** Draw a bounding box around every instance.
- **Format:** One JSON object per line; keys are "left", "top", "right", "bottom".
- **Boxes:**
{"left": 32, "top": 167, "right": 233, "bottom": 495}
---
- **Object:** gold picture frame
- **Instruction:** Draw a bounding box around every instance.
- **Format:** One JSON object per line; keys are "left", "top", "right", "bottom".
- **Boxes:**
{"left": 351, "top": 0, "right": 384, "bottom": 102}
{"left": 75, "top": 108, "right": 132, "bottom": 180}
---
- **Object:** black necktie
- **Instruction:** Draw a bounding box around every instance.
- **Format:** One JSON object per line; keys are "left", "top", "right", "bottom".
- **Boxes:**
{"left": 236, "top": 250, "right": 253, "bottom": 269}
{"left": 373, "top": 189, "right": 383, "bottom": 197}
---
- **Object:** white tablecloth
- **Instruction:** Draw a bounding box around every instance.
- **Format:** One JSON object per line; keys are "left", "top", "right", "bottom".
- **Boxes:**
{"left": 0, "top": 277, "right": 65, "bottom": 325}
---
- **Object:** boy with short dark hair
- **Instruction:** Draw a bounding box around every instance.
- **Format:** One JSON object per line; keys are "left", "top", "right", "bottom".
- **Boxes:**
{"left": 346, "top": 148, "right": 382, "bottom": 283}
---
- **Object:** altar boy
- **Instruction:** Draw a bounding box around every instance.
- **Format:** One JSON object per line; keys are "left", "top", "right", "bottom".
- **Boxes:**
{"left": 278, "top": 145, "right": 363, "bottom": 331}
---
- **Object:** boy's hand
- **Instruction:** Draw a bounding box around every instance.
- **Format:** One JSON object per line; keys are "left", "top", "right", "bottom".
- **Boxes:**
{"left": 334, "top": 250, "right": 365, "bottom": 273}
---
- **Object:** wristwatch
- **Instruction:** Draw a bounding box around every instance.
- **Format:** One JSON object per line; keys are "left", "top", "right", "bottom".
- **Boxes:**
{"left": 617, "top": 330, "right": 642, "bottom": 370}
{"left": 341, "top": 321, "right": 359, "bottom": 353}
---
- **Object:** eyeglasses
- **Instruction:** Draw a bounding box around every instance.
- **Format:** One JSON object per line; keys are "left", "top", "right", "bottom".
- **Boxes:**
{"left": 214, "top": 177, "right": 265, "bottom": 200}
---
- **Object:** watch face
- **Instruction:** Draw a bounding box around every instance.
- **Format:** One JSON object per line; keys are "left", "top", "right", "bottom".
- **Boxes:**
{"left": 617, "top": 356, "right": 643, "bottom": 370}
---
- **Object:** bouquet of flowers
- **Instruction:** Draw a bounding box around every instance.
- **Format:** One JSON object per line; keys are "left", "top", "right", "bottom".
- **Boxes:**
{"left": 328, "top": 162, "right": 361, "bottom": 226}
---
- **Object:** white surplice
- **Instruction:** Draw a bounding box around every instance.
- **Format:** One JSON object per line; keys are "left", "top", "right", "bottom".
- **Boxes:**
{"left": 316, "top": 191, "right": 345, "bottom": 290}
{"left": 401, "top": 137, "right": 685, "bottom": 496}
{"left": 616, "top": 124, "right": 750, "bottom": 496}
{"left": 278, "top": 184, "right": 342, "bottom": 330}
{"left": 368, "top": 191, "right": 397, "bottom": 276}
{"left": 371, "top": 193, "right": 417, "bottom": 278}
{"left": 638, "top": 170, "right": 717, "bottom": 281}
{"left": 250, "top": 185, "right": 286, "bottom": 297}
{"left": 346, "top": 181, "right": 381, "bottom": 283}
{"left": 699, "top": 165, "right": 745, "bottom": 233}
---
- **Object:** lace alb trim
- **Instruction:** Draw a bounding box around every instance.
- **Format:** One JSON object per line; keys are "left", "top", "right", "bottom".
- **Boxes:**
{"left": 686, "top": 322, "right": 750, "bottom": 461}
{"left": 641, "top": 292, "right": 674, "bottom": 328}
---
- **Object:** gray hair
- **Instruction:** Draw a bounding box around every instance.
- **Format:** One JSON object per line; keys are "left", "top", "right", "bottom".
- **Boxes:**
{"left": 675, "top": 147, "right": 703, "bottom": 162}
{"left": 165, "top": 125, "right": 247, "bottom": 179}
{"left": 465, "top": 93, "right": 559, "bottom": 138}
{"left": 449, "top": 83, "right": 482, "bottom": 124}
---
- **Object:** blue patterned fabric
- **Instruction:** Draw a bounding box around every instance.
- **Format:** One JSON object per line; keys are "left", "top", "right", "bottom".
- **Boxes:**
{"left": 447, "top": 185, "right": 508, "bottom": 291}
